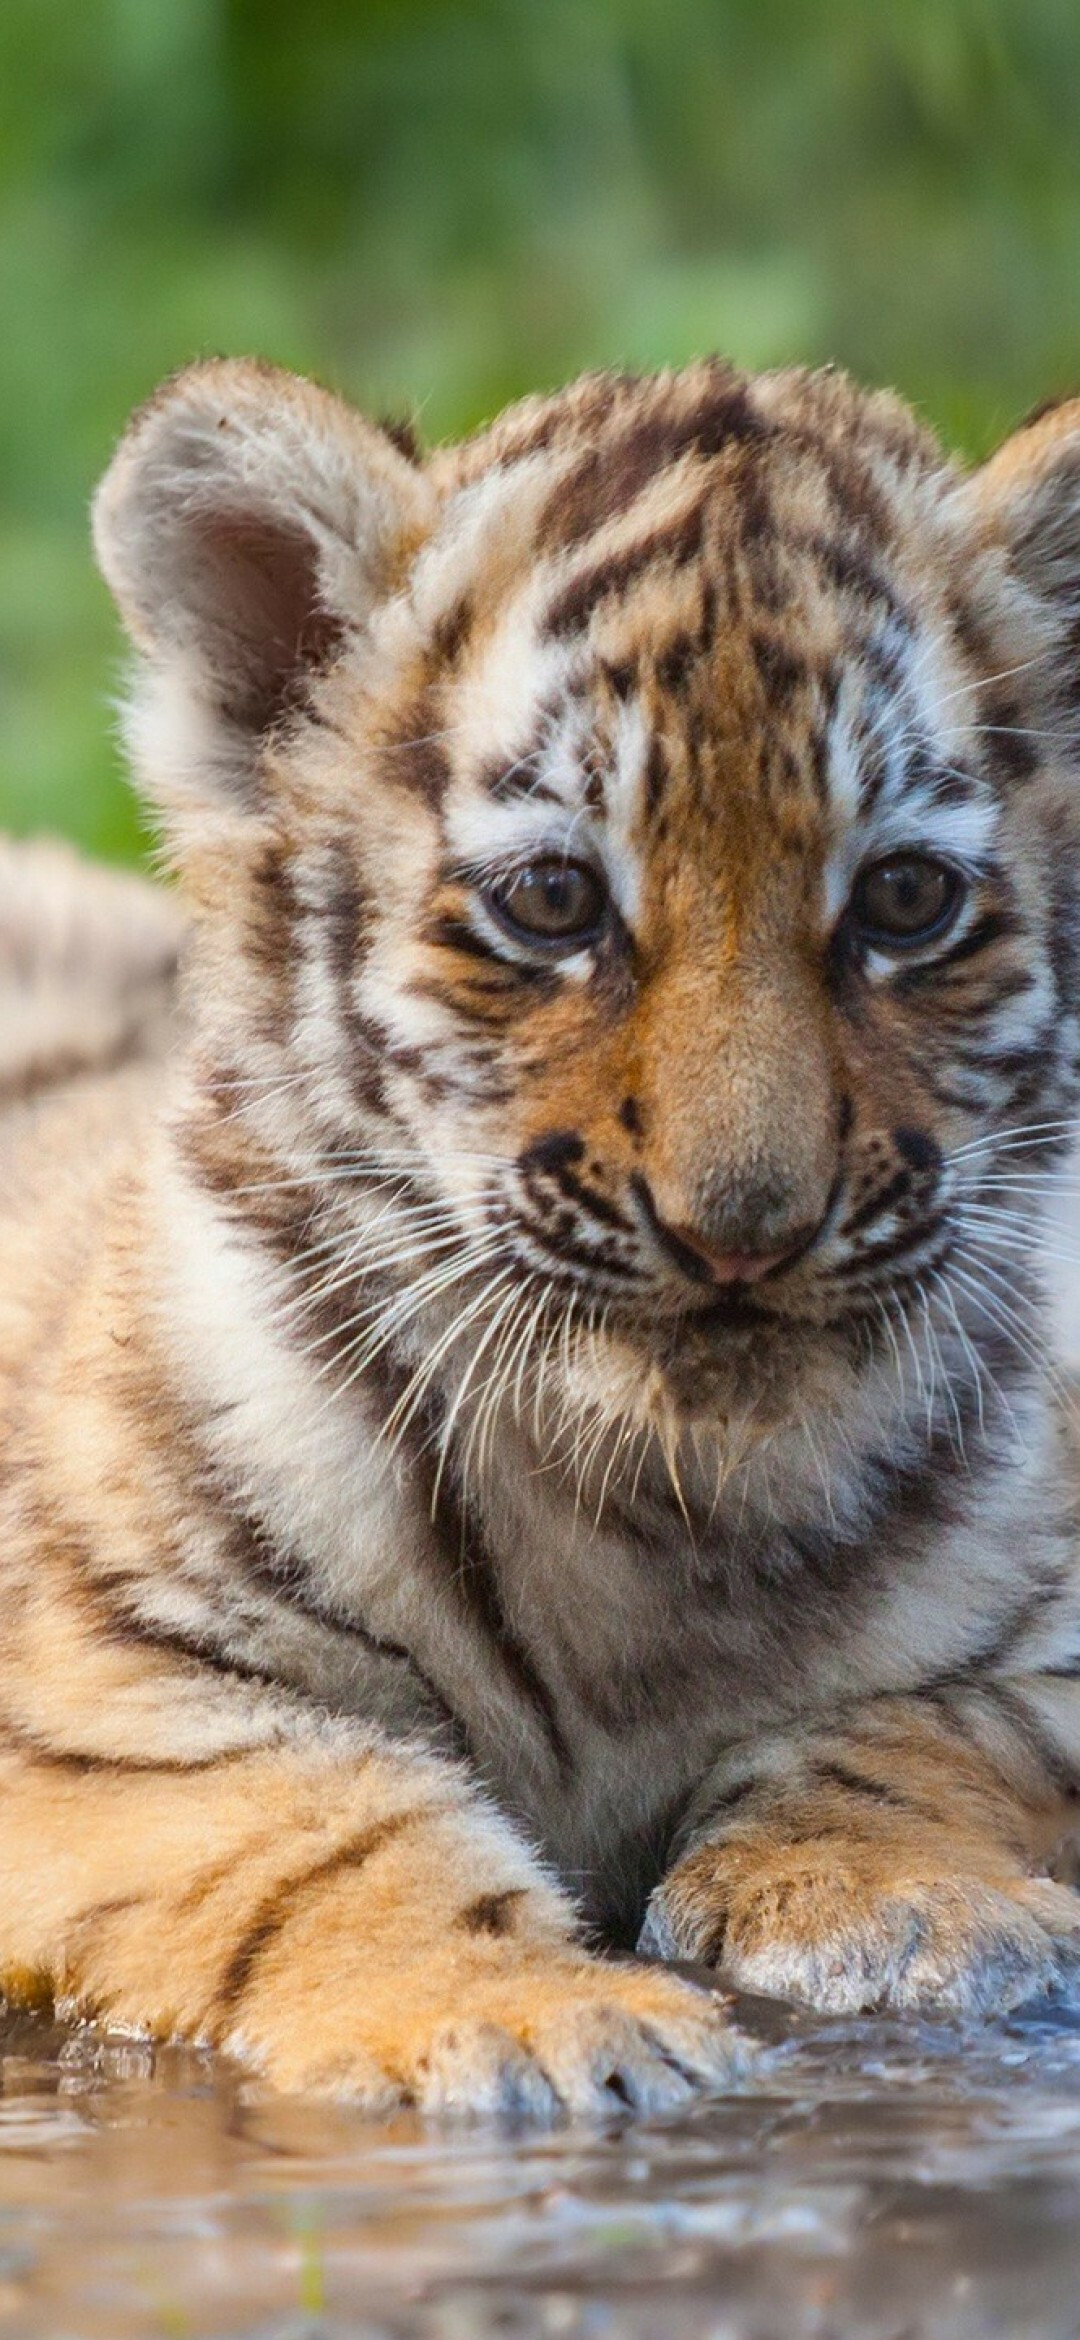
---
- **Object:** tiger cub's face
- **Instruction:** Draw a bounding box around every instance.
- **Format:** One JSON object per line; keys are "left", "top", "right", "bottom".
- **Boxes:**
{"left": 95, "top": 359, "right": 1080, "bottom": 1428}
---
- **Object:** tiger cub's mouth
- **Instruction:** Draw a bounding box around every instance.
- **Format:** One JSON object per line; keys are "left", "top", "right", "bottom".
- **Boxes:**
{"left": 499, "top": 1136, "right": 955, "bottom": 1351}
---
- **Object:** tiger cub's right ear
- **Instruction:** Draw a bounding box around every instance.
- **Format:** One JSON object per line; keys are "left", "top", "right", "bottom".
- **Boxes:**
{"left": 93, "top": 359, "right": 433, "bottom": 814}
{"left": 964, "top": 395, "right": 1080, "bottom": 718}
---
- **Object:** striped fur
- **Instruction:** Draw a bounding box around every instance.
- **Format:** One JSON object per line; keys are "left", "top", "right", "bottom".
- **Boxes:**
{"left": 6, "top": 359, "right": 1080, "bottom": 2113}
{"left": 0, "top": 836, "right": 181, "bottom": 1106}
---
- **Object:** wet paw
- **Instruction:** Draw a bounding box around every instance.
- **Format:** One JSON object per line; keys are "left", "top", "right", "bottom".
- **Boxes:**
{"left": 234, "top": 1950, "right": 750, "bottom": 2121}
{"left": 415, "top": 1984, "right": 735, "bottom": 2121}
{"left": 640, "top": 1848, "right": 1080, "bottom": 2018}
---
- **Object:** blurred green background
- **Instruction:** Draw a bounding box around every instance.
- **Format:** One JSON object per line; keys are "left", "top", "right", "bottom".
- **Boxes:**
{"left": 3, "top": 0, "right": 1080, "bottom": 862}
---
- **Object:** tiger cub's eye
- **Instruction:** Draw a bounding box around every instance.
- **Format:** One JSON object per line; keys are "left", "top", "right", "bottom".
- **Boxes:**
{"left": 850, "top": 854, "right": 963, "bottom": 948}
{"left": 486, "top": 859, "right": 607, "bottom": 947}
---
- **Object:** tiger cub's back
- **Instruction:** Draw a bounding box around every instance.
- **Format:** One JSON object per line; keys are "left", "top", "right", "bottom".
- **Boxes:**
{"left": 0, "top": 835, "right": 181, "bottom": 1110}
{"left": 0, "top": 837, "right": 183, "bottom": 1380}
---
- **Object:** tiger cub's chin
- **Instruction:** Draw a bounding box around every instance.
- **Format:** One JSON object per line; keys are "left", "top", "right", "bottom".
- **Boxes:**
{"left": 4, "top": 354, "right": 1080, "bottom": 2115}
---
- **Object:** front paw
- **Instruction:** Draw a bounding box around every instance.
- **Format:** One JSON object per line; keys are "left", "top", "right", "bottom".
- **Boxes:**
{"left": 227, "top": 1946, "right": 750, "bottom": 2121}
{"left": 640, "top": 1841, "right": 1080, "bottom": 2018}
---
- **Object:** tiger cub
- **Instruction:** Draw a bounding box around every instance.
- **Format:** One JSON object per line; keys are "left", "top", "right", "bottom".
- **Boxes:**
{"left": 4, "top": 355, "right": 1080, "bottom": 2119}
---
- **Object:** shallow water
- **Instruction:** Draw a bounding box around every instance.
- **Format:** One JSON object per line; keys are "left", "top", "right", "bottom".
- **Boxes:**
{"left": 4, "top": 1988, "right": 1080, "bottom": 2338}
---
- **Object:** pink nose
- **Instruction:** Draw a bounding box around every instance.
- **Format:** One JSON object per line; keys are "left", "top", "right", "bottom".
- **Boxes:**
{"left": 667, "top": 1228, "right": 793, "bottom": 1286}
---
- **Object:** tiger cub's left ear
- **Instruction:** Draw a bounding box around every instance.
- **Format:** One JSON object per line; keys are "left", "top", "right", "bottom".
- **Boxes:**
{"left": 93, "top": 359, "right": 434, "bottom": 813}
{"left": 967, "top": 396, "right": 1080, "bottom": 650}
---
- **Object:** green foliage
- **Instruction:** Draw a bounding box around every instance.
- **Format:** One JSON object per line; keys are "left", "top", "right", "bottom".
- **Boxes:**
{"left": 3, "top": 0, "right": 1080, "bottom": 860}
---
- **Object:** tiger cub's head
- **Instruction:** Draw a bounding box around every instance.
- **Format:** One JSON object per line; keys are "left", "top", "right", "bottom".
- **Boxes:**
{"left": 94, "top": 357, "right": 1080, "bottom": 1446}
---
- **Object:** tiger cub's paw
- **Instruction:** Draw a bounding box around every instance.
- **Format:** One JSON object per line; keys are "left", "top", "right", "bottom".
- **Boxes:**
{"left": 640, "top": 1843, "right": 1080, "bottom": 2019}
{"left": 236, "top": 1950, "right": 749, "bottom": 2121}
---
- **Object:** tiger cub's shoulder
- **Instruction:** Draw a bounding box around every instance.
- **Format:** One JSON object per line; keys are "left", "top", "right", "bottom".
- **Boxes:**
{"left": 0, "top": 834, "right": 183, "bottom": 1113}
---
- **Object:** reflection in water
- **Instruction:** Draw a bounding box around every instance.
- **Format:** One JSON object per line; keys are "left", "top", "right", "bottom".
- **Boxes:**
{"left": 2, "top": 1991, "right": 1080, "bottom": 2335}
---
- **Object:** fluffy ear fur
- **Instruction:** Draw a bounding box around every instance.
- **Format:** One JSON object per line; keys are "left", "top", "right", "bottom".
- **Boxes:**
{"left": 966, "top": 397, "right": 1080, "bottom": 704}
{"left": 93, "top": 359, "right": 433, "bottom": 814}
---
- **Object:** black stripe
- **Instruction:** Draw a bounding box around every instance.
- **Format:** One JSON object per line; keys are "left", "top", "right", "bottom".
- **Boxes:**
{"left": 223, "top": 1506, "right": 472, "bottom": 1757}
{"left": 956, "top": 1038, "right": 1054, "bottom": 1080}
{"left": 983, "top": 1682, "right": 1080, "bottom": 1797}
{"left": 974, "top": 1576, "right": 1069, "bottom": 1675}
{"left": 812, "top": 535, "right": 904, "bottom": 615}
{"left": 836, "top": 1214, "right": 947, "bottom": 1281}
{"left": 936, "top": 910, "right": 1023, "bottom": 966}
{"left": 751, "top": 632, "right": 805, "bottom": 704}
{"left": 700, "top": 1777, "right": 764, "bottom": 1824}
{"left": 921, "top": 1667, "right": 1076, "bottom": 1808}
{"left": 430, "top": 592, "right": 474, "bottom": 664}
{"left": 890, "top": 910, "right": 1020, "bottom": 993}
{"left": 356, "top": 1345, "right": 574, "bottom": 1780}
{"left": 458, "top": 1888, "right": 526, "bottom": 1936}
{"left": 323, "top": 866, "right": 390, "bottom": 1112}
{"left": 510, "top": 1215, "right": 641, "bottom": 1281}
{"left": 383, "top": 691, "right": 451, "bottom": 803}
{"left": 95, "top": 1600, "right": 285, "bottom": 1694}
{"left": 542, "top": 370, "right": 767, "bottom": 552}
{"left": 0, "top": 1016, "right": 163, "bottom": 1108}
{"left": 0, "top": 1714, "right": 270, "bottom": 1778}
{"left": 241, "top": 841, "right": 300, "bottom": 1034}
{"left": 982, "top": 703, "right": 1042, "bottom": 785}
{"left": 811, "top": 1757, "right": 920, "bottom": 1812}
{"left": 422, "top": 912, "right": 503, "bottom": 963}
{"left": 655, "top": 630, "right": 698, "bottom": 694}
{"left": 520, "top": 1147, "right": 635, "bottom": 1234}
{"left": 544, "top": 500, "right": 706, "bottom": 639}
{"left": 841, "top": 1168, "right": 911, "bottom": 1240}
{"left": 429, "top": 1444, "right": 575, "bottom": 1783}
{"left": 556, "top": 1172, "right": 635, "bottom": 1233}
{"left": 212, "top": 1809, "right": 420, "bottom": 2031}
{"left": 920, "top": 1069, "right": 988, "bottom": 1111}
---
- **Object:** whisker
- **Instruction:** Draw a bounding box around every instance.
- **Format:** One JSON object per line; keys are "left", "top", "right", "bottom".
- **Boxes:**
{"left": 954, "top": 1205, "right": 1080, "bottom": 1277}
{"left": 269, "top": 1224, "right": 474, "bottom": 1333}
{"left": 936, "top": 651, "right": 1049, "bottom": 711}
{"left": 873, "top": 1292, "right": 908, "bottom": 1412}
{"left": 931, "top": 1267, "right": 1022, "bottom": 1449}
{"left": 427, "top": 1275, "right": 526, "bottom": 1517}
{"left": 921, "top": 1284, "right": 966, "bottom": 1462}
{"left": 967, "top": 722, "right": 1075, "bottom": 746}
{"left": 950, "top": 1120, "right": 1079, "bottom": 1161}
{"left": 300, "top": 1234, "right": 508, "bottom": 1391}
{"left": 945, "top": 1249, "right": 1073, "bottom": 1407}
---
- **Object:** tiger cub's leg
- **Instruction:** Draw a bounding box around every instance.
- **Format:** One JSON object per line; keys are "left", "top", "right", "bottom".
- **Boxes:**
{"left": 641, "top": 1681, "right": 1080, "bottom": 2015}
{"left": 0, "top": 1726, "right": 742, "bottom": 2116}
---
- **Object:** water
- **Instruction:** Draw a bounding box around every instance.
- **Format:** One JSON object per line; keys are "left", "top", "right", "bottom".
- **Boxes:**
{"left": 5, "top": 1989, "right": 1080, "bottom": 2338}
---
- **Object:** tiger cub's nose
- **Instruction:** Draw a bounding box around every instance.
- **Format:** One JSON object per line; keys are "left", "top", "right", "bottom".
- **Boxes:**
{"left": 666, "top": 1225, "right": 798, "bottom": 1286}
{"left": 632, "top": 1175, "right": 820, "bottom": 1287}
